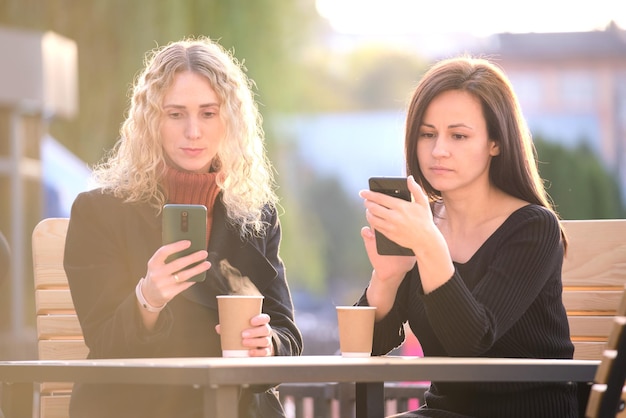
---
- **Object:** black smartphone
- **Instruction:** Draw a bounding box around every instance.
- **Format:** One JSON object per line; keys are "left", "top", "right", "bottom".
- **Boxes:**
{"left": 368, "top": 177, "right": 414, "bottom": 256}
{"left": 162, "top": 204, "right": 208, "bottom": 282}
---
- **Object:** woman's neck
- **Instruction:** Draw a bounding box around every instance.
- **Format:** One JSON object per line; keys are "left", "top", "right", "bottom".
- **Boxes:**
{"left": 437, "top": 185, "right": 521, "bottom": 231}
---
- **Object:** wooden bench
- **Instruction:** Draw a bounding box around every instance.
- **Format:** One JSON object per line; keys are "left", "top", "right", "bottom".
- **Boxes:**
{"left": 32, "top": 218, "right": 88, "bottom": 418}
{"left": 562, "top": 220, "right": 626, "bottom": 361}
{"left": 30, "top": 218, "right": 626, "bottom": 418}
{"left": 584, "top": 289, "right": 626, "bottom": 417}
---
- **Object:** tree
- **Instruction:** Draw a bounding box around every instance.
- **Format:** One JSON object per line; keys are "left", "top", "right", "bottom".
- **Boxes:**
{"left": 535, "top": 137, "right": 625, "bottom": 219}
{"left": 292, "top": 44, "right": 428, "bottom": 113}
{"left": 0, "top": 0, "right": 330, "bottom": 336}
{"left": 0, "top": 0, "right": 318, "bottom": 163}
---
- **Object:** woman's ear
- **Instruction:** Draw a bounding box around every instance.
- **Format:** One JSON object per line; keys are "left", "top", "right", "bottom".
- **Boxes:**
{"left": 490, "top": 140, "right": 501, "bottom": 156}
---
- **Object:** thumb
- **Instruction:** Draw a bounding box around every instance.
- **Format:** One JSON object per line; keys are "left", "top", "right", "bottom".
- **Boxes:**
{"left": 361, "top": 226, "right": 379, "bottom": 260}
{"left": 361, "top": 226, "right": 375, "bottom": 240}
{"left": 407, "top": 175, "right": 425, "bottom": 201}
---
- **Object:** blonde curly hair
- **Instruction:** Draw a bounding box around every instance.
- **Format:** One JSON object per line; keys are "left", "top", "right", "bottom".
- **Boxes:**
{"left": 91, "top": 36, "right": 278, "bottom": 237}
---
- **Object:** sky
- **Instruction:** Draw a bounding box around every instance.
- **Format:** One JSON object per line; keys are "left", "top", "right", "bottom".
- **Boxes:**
{"left": 316, "top": 0, "right": 626, "bottom": 37}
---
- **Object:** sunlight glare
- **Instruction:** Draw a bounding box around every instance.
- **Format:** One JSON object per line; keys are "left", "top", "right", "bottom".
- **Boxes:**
{"left": 316, "top": 0, "right": 626, "bottom": 36}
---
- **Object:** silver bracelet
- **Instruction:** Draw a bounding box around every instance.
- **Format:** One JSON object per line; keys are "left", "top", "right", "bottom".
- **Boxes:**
{"left": 135, "top": 277, "right": 166, "bottom": 313}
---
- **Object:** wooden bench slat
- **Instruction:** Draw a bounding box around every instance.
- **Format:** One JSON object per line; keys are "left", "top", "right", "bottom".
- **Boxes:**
{"left": 40, "top": 382, "right": 74, "bottom": 394}
{"left": 39, "top": 394, "right": 71, "bottom": 418}
{"left": 569, "top": 316, "right": 615, "bottom": 339}
{"left": 37, "top": 315, "right": 82, "bottom": 339}
{"left": 561, "top": 220, "right": 626, "bottom": 288}
{"left": 563, "top": 290, "right": 624, "bottom": 313}
{"left": 38, "top": 340, "right": 89, "bottom": 361}
{"left": 35, "top": 289, "right": 75, "bottom": 314}
{"left": 32, "top": 218, "right": 68, "bottom": 289}
{"left": 573, "top": 342, "right": 605, "bottom": 360}
{"left": 33, "top": 268, "right": 69, "bottom": 289}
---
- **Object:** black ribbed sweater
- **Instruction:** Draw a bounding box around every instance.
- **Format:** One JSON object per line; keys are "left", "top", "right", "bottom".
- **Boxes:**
{"left": 359, "top": 204, "right": 577, "bottom": 418}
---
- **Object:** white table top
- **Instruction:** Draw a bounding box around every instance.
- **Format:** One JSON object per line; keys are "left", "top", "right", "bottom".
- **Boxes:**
{"left": 0, "top": 355, "right": 599, "bottom": 385}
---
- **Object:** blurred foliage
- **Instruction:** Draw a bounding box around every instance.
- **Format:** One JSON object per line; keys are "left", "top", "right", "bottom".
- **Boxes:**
{"left": 273, "top": 46, "right": 428, "bottom": 292}
{"left": 295, "top": 44, "right": 428, "bottom": 112}
{"left": 535, "top": 137, "right": 626, "bottom": 219}
{"left": 1, "top": 2, "right": 623, "bottom": 299}
{"left": 274, "top": 156, "right": 328, "bottom": 295}
{"left": 347, "top": 46, "right": 426, "bottom": 110}
{"left": 302, "top": 176, "right": 369, "bottom": 281}
{"left": 0, "top": 0, "right": 317, "bottom": 163}
{"left": 0, "top": 0, "right": 336, "bottom": 294}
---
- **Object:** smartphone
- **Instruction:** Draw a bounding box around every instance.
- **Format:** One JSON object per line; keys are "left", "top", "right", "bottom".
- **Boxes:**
{"left": 368, "top": 177, "right": 414, "bottom": 256}
{"left": 162, "top": 204, "right": 208, "bottom": 282}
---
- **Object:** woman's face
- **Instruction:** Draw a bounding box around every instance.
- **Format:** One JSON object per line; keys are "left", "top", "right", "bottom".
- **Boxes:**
{"left": 160, "top": 71, "right": 226, "bottom": 173}
{"left": 416, "top": 89, "right": 499, "bottom": 196}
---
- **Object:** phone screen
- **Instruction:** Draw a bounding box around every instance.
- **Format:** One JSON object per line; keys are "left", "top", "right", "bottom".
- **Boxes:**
{"left": 162, "top": 204, "right": 208, "bottom": 282}
{"left": 368, "top": 177, "right": 414, "bottom": 256}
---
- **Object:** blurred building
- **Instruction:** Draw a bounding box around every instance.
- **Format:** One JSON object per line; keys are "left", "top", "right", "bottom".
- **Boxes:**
{"left": 477, "top": 22, "right": 626, "bottom": 200}
{"left": 283, "top": 22, "right": 626, "bottom": 203}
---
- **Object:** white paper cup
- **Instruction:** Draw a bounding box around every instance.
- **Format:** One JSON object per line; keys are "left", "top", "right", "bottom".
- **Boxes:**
{"left": 221, "top": 350, "right": 251, "bottom": 358}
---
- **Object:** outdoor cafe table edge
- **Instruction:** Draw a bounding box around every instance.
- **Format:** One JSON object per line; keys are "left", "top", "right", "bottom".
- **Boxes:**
{"left": 0, "top": 356, "right": 599, "bottom": 418}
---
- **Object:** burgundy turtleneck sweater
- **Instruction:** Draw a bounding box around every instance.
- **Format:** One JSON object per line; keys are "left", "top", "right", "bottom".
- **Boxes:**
{"left": 163, "top": 167, "right": 220, "bottom": 246}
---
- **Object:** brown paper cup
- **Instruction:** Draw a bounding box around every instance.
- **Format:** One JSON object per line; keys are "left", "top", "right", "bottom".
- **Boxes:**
{"left": 336, "top": 306, "right": 376, "bottom": 357}
{"left": 217, "top": 295, "right": 264, "bottom": 357}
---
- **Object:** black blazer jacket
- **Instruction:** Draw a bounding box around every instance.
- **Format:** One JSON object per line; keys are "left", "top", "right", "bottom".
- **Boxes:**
{"left": 64, "top": 189, "right": 302, "bottom": 418}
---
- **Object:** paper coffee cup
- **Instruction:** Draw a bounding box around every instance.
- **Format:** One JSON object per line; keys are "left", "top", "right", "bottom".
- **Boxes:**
{"left": 336, "top": 306, "right": 376, "bottom": 357}
{"left": 217, "top": 295, "right": 264, "bottom": 358}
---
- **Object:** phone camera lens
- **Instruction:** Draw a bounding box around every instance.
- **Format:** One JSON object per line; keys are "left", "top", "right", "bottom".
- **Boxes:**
{"left": 181, "top": 211, "right": 189, "bottom": 232}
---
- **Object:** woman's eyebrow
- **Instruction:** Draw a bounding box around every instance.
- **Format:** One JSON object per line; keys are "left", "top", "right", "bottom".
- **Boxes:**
{"left": 449, "top": 123, "right": 474, "bottom": 129}
{"left": 163, "top": 102, "right": 220, "bottom": 108}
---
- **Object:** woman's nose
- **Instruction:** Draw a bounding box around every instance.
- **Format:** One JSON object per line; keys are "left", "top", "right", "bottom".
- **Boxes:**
{"left": 185, "top": 118, "right": 201, "bottom": 139}
{"left": 431, "top": 139, "right": 449, "bottom": 158}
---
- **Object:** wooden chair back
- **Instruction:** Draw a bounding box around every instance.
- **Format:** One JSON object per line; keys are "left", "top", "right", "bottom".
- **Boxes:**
{"left": 561, "top": 220, "right": 626, "bottom": 360}
{"left": 32, "top": 218, "right": 88, "bottom": 418}
{"left": 585, "top": 288, "right": 626, "bottom": 417}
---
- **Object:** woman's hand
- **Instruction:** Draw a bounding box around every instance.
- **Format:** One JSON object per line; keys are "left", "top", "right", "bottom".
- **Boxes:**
{"left": 362, "top": 176, "right": 454, "bottom": 296}
{"left": 360, "top": 225, "right": 415, "bottom": 283}
{"left": 359, "top": 176, "right": 433, "bottom": 281}
{"left": 360, "top": 176, "right": 445, "bottom": 318}
{"left": 215, "top": 313, "right": 274, "bottom": 357}
{"left": 142, "top": 240, "right": 211, "bottom": 308}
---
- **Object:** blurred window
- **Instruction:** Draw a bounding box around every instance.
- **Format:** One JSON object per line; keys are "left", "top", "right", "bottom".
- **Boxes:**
{"left": 508, "top": 72, "right": 543, "bottom": 109}
{"left": 558, "top": 70, "right": 597, "bottom": 108}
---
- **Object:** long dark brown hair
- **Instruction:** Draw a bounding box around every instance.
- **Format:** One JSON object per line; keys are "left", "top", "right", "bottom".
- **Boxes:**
{"left": 404, "top": 56, "right": 566, "bottom": 248}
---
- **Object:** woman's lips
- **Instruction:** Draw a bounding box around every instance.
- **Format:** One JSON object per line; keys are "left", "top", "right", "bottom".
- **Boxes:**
{"left": 430, "top": 166, "right": 452, "bottom": 174}
{"left": 181, "top": 148, "right": 203, "bottom": 157}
